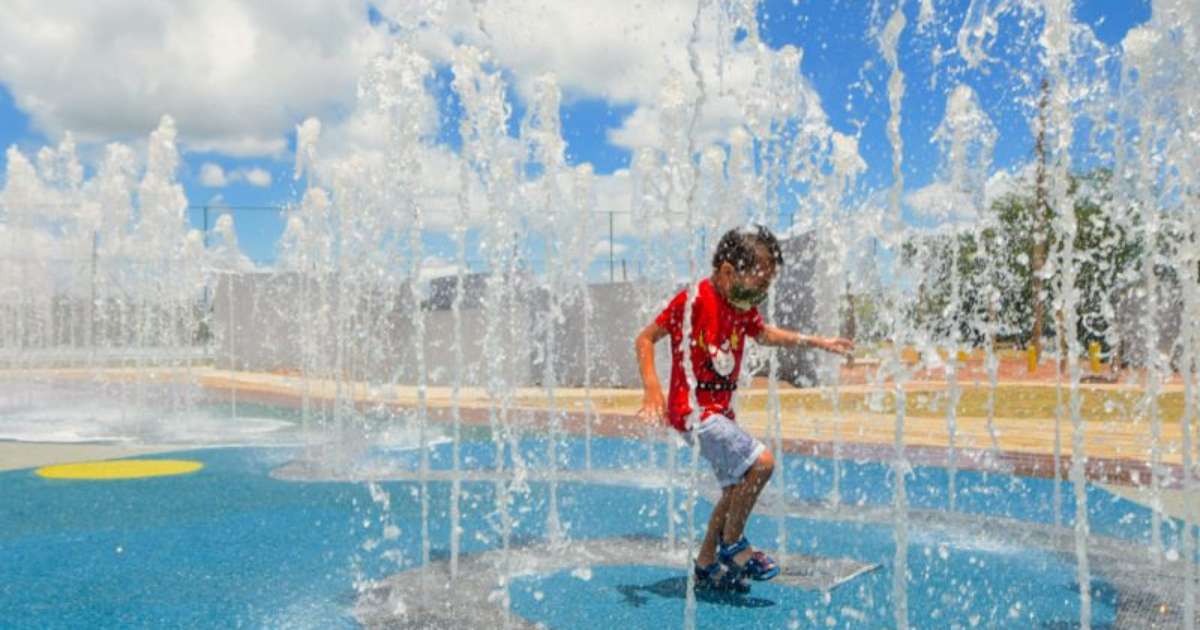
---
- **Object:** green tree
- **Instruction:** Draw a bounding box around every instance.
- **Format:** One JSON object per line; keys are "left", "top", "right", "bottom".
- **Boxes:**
{"left": 902, "top": 168, "right": 1145, "bottom": 351}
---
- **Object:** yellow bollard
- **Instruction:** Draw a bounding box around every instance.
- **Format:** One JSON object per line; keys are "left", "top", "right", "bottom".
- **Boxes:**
{"left": 1027, "top": 345, "right": 1038, "bottom": 374}
{"left": 1089, "top": 341, "right": 1102, "bottom": 373}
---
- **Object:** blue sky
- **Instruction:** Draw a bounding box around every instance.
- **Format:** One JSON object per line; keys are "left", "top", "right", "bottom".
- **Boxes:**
{"left": 0, "top": 1, "right": 1153, "bottom": 265}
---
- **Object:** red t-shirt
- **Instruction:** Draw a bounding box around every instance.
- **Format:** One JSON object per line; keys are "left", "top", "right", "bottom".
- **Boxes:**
{"left": 654, "top": 278, "right": 765, "bottom": 431}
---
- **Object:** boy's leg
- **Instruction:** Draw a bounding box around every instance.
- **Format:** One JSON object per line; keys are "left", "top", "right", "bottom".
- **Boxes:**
{"left": 696, "top": 486, "right": 734, "bottom": 566}
{"left": 691, "top": 415, "right": 776, "bottom": 570}
{"left": 721, "top": 449, "right": 775, "bottom": 564}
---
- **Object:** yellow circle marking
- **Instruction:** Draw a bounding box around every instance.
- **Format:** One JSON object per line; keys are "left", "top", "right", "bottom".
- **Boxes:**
{"left": 36, "top": 459, "right": 204, "bottom": 480}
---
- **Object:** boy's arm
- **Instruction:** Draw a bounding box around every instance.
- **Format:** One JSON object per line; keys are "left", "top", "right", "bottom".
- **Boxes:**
{"left": 756, "top": 324, "right": 854, "bottom": 355}
{"left": 635, "top": 322, "right": 669, "bottom": 421}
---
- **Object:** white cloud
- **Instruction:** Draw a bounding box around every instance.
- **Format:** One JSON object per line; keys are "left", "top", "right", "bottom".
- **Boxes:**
{"left": 591, "top": 239, "right": 629, "bottom": 261}
{"left": 199, "top": 162, "right": 227, "bottom": 187}
{"left": 0, "top": 1, "right": 389, "bottom": 156}
{"left": 243, "top": 168, "right": 272, "bottom": 187}
{"left": 905, "top": 181, "right": 978, "bottom": 222}
{"left": 378, "top": 0, "right": 827, "bottom": 152}
{"left": 605, "top": 44, "right": 795, "bottom": 152}
{"left": 982, "top": 162, "right": 1036, "bottom": 204}
{"left": 388, "top": 0, "right": 707, "bottom": 104}
{"left": 198, "top": 162, "right": 272, "bottom": 188}
{"left": 905, "top": 161, "right": 1037, "bottom": 222}
{"left": 418, "top": 255, "right": 466, "bottom": 282}
{"left": 297, "top": 0, "right": 835, "bottom": 238}
{"left": 0, "top": 0, "right": 837, "bottom": 245}
{"left": 3, "top": 0, "right": 840, "bottom": 204}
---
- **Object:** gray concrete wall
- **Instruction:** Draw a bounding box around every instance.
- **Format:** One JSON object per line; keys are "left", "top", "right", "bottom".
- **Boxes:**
{"left": 212, "top": 236, "right": 831, "bottom": 389}
{"left": 1114, "top": 280, "right": 1186, "bottom": 369}
{"left": 8, "top": 229, "right": 839, "bottom": 385}
{"left": 214, "top": 272, "right": 610, "bottom": 387}
{"left": 771, "top": 230, "right": 832, "bottom": 386}
{"left": 0, "top": 296, "right": 204, "bottom": 354}
{"left": 214, "top": 271, "right": 681, "bottom": 388}
{"left": 532, "top": 282, "right": 652, "bottom": 388}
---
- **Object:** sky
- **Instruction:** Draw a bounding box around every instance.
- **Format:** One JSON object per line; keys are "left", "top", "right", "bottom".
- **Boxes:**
{"left": 0, "top": 0, "right": 1155, "bottom": 267}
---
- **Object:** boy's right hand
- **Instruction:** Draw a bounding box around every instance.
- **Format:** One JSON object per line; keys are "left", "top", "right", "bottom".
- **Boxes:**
{"left": 638, "top": 388, "right": 666, "bottom": 423}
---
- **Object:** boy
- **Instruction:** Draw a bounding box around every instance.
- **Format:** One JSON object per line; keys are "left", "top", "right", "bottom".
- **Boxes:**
{"left": 634, "top": 225, "right": 853, "bottom": 591}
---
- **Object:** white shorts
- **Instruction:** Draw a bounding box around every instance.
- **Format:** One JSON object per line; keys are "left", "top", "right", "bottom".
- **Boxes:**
{"left": 690, "top": 414, "right": 766, "bottom": 488}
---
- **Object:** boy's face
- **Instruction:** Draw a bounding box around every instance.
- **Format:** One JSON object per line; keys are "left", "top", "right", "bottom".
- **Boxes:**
{"left": 717, "top": 247, "right": 776, "bottom": 311}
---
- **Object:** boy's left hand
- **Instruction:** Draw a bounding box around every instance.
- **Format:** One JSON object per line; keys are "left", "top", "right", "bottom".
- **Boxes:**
{"left": 816, "top": 336, "right": 855, "bottom": 356}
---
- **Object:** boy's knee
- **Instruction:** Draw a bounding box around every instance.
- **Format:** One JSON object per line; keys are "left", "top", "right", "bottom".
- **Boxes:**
{"left": 752, "top": 449, "right": 775, "bottom": 477}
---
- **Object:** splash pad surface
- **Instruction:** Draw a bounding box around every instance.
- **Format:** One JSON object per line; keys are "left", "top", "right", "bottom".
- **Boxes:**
{"left": 9, "top": 430, "right": 1185, "bottom": 629}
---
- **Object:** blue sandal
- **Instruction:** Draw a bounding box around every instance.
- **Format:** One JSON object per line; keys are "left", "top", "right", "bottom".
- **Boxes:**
{"left": 694, "top": 560, "right": 750, "bottom": 593}
{"left": 718, "top": 536, "right": 780, "bottom": 581}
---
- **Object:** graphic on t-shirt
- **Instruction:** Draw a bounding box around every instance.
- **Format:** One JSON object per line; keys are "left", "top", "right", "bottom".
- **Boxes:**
{"left": 704, "top": 328, "right": 740, "bottom": 377}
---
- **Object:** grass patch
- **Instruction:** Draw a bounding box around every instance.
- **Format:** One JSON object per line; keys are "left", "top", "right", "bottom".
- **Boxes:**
{"left": 739, "top": 385, "right": 1185, "bottom": 423}
{"left": 543, "top": 385, "right": 1186, "bottom": 423}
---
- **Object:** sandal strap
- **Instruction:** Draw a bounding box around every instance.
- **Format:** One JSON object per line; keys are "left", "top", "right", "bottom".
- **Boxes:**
{"left": 717, "top": 535, "right": 750, "bottom": 561}
{"left": 694, "top": 560, "right": 750, "bottom": 592}
{"left": 694, "top": 561, "right": 721, "bottom": 579}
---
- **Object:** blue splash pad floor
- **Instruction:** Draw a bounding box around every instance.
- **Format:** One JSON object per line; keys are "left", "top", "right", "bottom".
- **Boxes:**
{"left": 1, "top": 436, "right": 1185, "bottom": 628}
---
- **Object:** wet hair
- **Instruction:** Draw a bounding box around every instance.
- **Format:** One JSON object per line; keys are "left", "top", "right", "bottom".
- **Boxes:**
{"left": 711, "top": 224, "right": 784, "bottom": 273}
